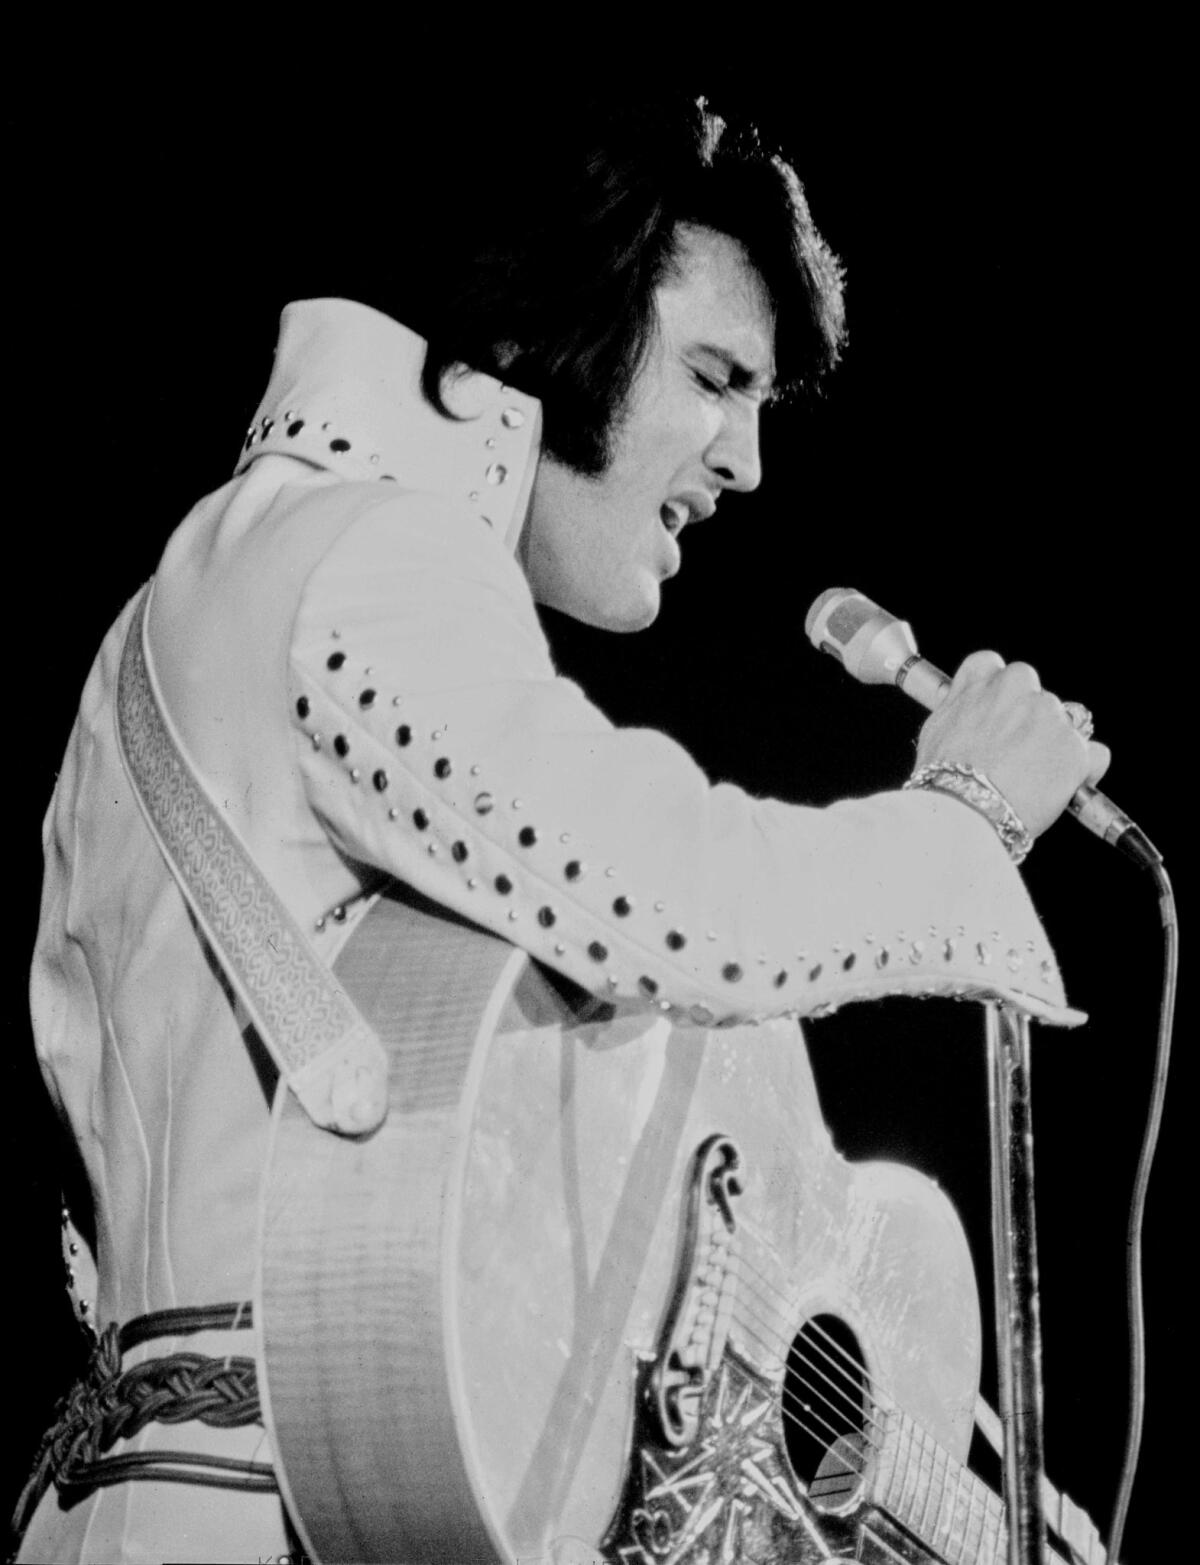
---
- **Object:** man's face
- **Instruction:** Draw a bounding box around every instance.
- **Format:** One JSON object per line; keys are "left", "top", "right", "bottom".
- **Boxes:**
{"left": 520, "top": 224, "right": 776, "bottom": 631}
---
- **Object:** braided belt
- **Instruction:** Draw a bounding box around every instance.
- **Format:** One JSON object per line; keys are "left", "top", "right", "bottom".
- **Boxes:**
{"left": 12, "top": 1302, "right": 276, "bottom": 1544}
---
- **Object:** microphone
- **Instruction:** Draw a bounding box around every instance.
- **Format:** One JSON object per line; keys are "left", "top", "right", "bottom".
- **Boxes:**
{"left": 805, "top": 587, "right": 1160, "bottom": 868}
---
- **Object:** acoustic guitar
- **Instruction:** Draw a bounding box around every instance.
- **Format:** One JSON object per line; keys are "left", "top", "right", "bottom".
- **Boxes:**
{"left": 259, "top": 884, "right": 1105, "bottom": 1564}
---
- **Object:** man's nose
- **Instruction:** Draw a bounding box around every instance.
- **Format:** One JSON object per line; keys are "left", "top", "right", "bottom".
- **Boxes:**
{"left": 707, "top": 404, "right": 763, "bottom": 493}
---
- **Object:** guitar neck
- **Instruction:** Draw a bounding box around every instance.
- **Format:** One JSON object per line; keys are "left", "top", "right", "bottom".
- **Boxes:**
{"left": 873, "top": 1410, "right": 1097, "bottom": 1565}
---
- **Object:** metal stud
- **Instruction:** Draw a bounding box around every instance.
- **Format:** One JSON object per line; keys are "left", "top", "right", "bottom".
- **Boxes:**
{"left": 333, "top": 905, "right": 347, "bottom": 923}
{"left": 388, "top": 807, "right": 399, "bottom": 821}
{"left": 486, "top": 463, "right": 508, "bottom": 485}
{"left": 474, "top": 792, "right": 495, "bottom": 815}
{"left": 501, "top": 407, "right": 525, "bottom": 429}
{"left": 452, "top": 842, "right": 469, "bottom": 863}
{"left": 538, "top": 907, "right": 556, "bottom": 927}
{"left": 349, "top": 768, "right": 361, "bottom": 783}
{"left": 373, "top": 770, "right": 388, "bottom": 792}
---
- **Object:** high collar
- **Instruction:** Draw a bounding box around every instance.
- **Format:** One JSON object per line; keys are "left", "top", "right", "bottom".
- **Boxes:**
{"left": 234, "top": 299, "right": 543, "bottom": 554}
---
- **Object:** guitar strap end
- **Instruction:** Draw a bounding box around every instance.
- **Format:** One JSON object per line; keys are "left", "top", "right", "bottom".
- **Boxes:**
{"left": 289, "top": 1027, "right": 390, "bottom": 1136}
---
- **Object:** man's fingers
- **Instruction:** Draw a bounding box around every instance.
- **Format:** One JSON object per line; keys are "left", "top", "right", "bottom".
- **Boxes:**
{"left": 950, "top": 649, "right": 1005, "bottom": 691}
{"left": 1085, "top": 741, "right": 1112, "bottom": 788}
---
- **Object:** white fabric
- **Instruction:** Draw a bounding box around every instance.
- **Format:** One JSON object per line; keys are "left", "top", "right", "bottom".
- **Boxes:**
{"left": 26, "top": 298, "right": 1079, "bottom": 1562}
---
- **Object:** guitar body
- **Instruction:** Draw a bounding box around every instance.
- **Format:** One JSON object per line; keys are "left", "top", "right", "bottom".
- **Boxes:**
{"left": 260, "top": 886, "right": 981, "bottom": 1564}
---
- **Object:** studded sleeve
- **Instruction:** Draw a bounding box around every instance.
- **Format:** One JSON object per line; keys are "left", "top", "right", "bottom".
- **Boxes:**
{"left": 290, "top": 492, "right": 1079, "bottom": 1025}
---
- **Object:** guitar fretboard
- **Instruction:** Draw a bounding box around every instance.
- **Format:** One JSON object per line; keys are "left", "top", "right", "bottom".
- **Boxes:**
{"left": 873, "top": 1406, "right": 1008, "bottom": 1564}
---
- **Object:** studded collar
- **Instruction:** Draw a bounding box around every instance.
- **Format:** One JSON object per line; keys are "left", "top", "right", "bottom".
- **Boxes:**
{"left": 234, "top": 298, "right": 543, "bottom": 554}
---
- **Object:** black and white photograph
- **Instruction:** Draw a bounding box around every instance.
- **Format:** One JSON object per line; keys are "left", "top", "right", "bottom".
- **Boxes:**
{"left": 6, "top": 61, "right": 1182, "bottom": 1564}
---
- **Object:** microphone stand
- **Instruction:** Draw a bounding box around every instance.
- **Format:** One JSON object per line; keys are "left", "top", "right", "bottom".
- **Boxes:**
{"left": 987, "top": 1002, "right": 1047, "bottom": 1565}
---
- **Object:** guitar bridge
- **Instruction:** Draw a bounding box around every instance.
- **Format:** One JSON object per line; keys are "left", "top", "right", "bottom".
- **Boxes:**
{"left": 648, "top": 1134, "right": 742, "bottom": 1449}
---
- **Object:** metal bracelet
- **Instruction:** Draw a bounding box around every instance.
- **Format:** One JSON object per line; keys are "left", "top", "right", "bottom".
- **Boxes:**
{"left": 904, "top": 761, "right": 1034, "bottom": 866}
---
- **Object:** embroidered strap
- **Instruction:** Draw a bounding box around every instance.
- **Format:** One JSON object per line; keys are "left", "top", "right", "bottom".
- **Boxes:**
{"left": 115, "top": 585, "right": 388, "bottom": 1135}
{"left": 10, "top": 1304, "right": 276, "bottom": 1547}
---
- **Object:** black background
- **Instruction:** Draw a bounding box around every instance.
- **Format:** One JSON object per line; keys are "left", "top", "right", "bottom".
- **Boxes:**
{"left": 6, "top": 63, "right": 1184, "bottom": 1560}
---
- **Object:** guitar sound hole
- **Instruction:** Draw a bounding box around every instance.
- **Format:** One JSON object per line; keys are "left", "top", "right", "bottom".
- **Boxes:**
{"left": 782, "top": 1313, "right": 870, "bottom": 1513}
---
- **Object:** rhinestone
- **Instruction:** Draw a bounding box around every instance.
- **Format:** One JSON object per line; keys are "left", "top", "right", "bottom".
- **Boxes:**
{"left": 943, "top": 939, "right": 956, "bottom": 961}
{"left": 690, "top": 1004, "right": 715, "bottom": 1025}
{"left": 331, "top": 628, "right": 342, "bottom": 638}
{"left": 538, "top": 906, "right": 556, "bottom": 927}
{"left": 485, "top": 437, "right": 496, "bottom": 448}
{"left": 427, "top": 843, "right": 438, "bottom": 857}
{"left": 349, "top": 767, "right": 361, "bottom": 783}
{"left": 413, "top": 808, "right": 429, "bottom": 830}
{"left": 287, "top": 419, "right": 305, "bottom": 437}
{"left": 507, "top": 909, "right": 518, "bottom": 922}
{"left": 908, "top": 941, "right": 925, "bottom": 965}
{"left": 471, "top": 765, "right": 482, "bottom": 777}
{"left": 388, "top": 807, "right": 399, "bottom": 821}
{"left": 296, "top": 696, "right": 310, "bottom": 719}
{"left": 774, "top": 970, "right": 788, "bottom": 987}
{"left": 486, "top": 463, "right": 508, "bottom": 485}
{"left": 654, "top": 901, "right": 666, "bottom": 913}
{"left": 706, "top": 931, "right": 717, "bottom": 942}
{"left": 392, "top": 696, "right": 404, "bottom": 707}
{"left": 359, "top": 689, "right": 376, "bottom": 709}
{"left": 315, "top": 915, "right": 326, "bottom": 931}
{"left": 613, "top": 896, "right": 633, "bottom": 917}
{"left": 434, "top": 757, "right": 452, "bottom": 779}
{"left": 68, "top": 1240, "right": 79, "bottom": 1256}
{"left": 565, "top": 860, "right": 585, "bottom": 880}
{"left": 327, "top": 651, "right": 346, "bottom": 670}
{"left": 370, "top": 453, "right": 380, "bottom": 465}
{"left": 554, "top": 942, "right": 566, "bottom": 956}
{"left": 330, "top": 438, "right": 351, "bottom": 453}
{"left": 469, "top": 490, "right": 480, "bottom": 501}
{"left": 639, "top": 976, "right": 659, "bottom": 997}
{"left": 261, "top": 417, "right": 274, "bottom": 433}
{"left": 467, "top": 877, "right": 479, "bottom": 889}
{"left": 666, "top": 930, "right": 686, "bottom": 951}
{"left": 588, "top": 941, "right": 608, "bottom": 962}
{"left": 1006, "top": 950, "right": 1024, "bottom": 973}
{"left": 452, "top": 842, "right": 469, "bottom": 863}
{"left": 431, "top": 728, "right": 444, "bottom": 741}
{"left": 1041, "top": 958, "right": 1056, "bottom": 981}
{"left": 334, "top": 735, "right": 349, "bottom": 758}
{"left": 976, "top": 942, "right": 992, "bottom": 966}
{"left": 875, "top": 949, "right": 889, "bottom": 969}
{"left": 311, "top": 733, "right": 322, "bottom": 750}
{"left": 722, "top": 963, "right": 743, "bottom": 983}
{"left": 511, "top": 798, "right": 523, "bottom": 810}
{"left": 373, "top": 769, "right": 388, "bottom": 792}
{"left": 808, "top": 963, "right": 824, "bottom": 982}
{"left": 494, "top": 874, "right": 513, "bottom": 894}
{"left": 501, "top": 407, "right": 525, "bottom": 429}
{"left": 395, "top": 725, "right": 412, "bottom": 746}
{"left": 559, "top": 832, "right": 571, "bottom": 844}
{"left": 518, "top": 826, "right": 538, "bottom": 847}
{"left": 842, "top": 953, "right": 856, "bottom": 971}
{"left": 474, "top": 792, "right": 495, "bottom": 814}
{"left": 333, "top": 905, "right": 347, "bottom": 923}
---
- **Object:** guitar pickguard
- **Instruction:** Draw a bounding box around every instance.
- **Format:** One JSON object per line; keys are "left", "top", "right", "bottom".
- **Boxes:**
{"left": 601, "top": 1346, "right": 941, "bottom": 1564}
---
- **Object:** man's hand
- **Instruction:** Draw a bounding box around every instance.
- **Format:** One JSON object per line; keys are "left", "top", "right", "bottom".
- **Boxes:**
{"left": 915, "top": 651, "right": 1112, "bottom": 839}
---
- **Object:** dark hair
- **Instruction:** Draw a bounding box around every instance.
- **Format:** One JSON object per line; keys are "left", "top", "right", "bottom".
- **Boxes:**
{"left": 415, "top": 97, "right": 846, "bottom": 475}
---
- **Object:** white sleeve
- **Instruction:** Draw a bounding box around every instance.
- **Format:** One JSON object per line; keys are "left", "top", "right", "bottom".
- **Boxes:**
{"left": 290, "top": 492, "right": 1079, "bottom": 1026}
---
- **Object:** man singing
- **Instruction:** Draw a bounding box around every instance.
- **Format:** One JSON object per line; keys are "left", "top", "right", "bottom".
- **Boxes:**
{"left": 15, "top": 98, "right": 1106, "bottom": 1563}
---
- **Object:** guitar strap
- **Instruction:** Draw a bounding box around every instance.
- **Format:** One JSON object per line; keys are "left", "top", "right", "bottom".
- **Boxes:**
{"left": 115, "top": 583, "right": 389, "bottom": 1137}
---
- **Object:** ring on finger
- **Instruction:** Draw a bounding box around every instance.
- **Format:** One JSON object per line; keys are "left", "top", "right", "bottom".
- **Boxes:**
{"left": 1062, "top": 700, "right": 1095, "bottom": 741}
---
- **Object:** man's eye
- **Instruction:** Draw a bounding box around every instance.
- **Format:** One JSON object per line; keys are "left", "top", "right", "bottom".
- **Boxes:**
{"left": 693, "top": 370, "right": 727, "bottom": 396}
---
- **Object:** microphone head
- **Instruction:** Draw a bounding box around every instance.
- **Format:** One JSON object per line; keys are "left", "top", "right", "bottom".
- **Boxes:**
{"left": 805, "top": 587, "right": 920, "bottom": 686}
